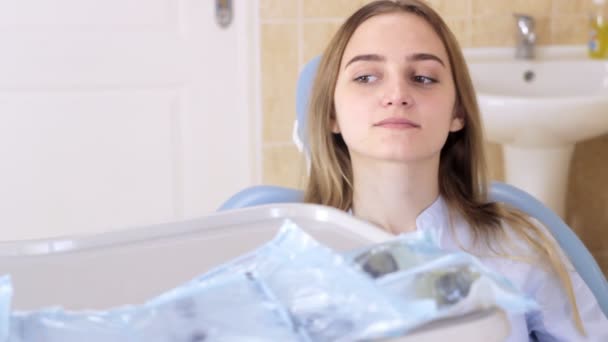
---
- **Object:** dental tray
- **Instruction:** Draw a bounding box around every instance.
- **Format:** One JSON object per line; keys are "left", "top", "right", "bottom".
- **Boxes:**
{"left": 0, "top": 203, "right": 509, "bottom": 341}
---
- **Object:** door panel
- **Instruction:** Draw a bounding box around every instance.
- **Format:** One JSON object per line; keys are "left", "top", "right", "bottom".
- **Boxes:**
{"left": 0, "top": 0, "right": 257, "bottom": 240}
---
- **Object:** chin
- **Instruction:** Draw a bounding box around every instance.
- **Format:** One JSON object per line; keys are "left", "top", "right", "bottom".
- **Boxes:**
{"left": 350, "top": 146, "right": 437, "bottom": 164}
{"left": 375, "top": 147, "right": 440, "bottom": 163}
{"left": 375, "top": 152, "right": 424, "bottom": 163}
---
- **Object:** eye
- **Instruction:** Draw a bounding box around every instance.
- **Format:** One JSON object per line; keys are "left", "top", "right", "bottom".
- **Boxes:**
{"left": 413, "top": 75, "right": 437, "bottom": 85}
{"left": 354, "top": 75, "right": 378, "bottom": 83}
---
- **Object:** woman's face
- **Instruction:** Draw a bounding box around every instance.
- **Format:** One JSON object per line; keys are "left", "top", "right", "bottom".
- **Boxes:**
{"left": 333, "top": 12, "right": 463, "bottom": 164}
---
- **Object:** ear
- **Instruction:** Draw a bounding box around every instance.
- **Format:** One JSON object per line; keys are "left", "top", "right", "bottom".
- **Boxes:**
{"left": 449, "top": 108, "right": 465, "bottom": 132}
{"left": 449, "top": 116, "right": 464, "bottom": 132}
{"left": 331, "top": 117, "right": 341, "bottom": 133}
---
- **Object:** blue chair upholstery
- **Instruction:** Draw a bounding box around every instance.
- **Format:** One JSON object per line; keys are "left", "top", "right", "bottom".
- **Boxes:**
{"left": 218, "top": 186, "right": 304, "bottom": 211}
{"left": 219, "top": 56, "right": 608, "bottom": 317}
{"left": 490, "top": 182, "right": 608, "bottom": 316}
{"left": 294, "top": 55, "right": 322, "bottom": 155}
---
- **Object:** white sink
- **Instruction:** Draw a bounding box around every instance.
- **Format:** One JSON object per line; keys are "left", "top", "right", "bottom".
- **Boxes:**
{"left": 464, "top": 46, "right": 608, "bottom": 216}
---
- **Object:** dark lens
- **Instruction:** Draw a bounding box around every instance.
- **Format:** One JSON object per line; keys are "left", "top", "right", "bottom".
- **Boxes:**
{"left": 435, "top": 268, "right": 473, "bottom": 305}
{"left": 358, "top": 251, "right": 399, "bottom": 278}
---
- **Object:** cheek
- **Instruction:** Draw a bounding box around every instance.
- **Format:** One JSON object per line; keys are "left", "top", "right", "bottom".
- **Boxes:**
{"left": 334, "top": 99, "right": 374, "bottom": 137}
{"left": 423, "top": 92, "right": 456, "bottom": 121}
{"left": 333, "top": 113, "right": 363, "bottom": 149}
{"left": 334, "top": 86, "right": 355, "bottom": 113}
{"left": 334, "top": 90, "right": 366, "bottom": 131}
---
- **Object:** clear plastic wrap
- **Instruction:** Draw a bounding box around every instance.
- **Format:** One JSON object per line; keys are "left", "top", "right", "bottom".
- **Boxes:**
{"left": 350, "top": 230, "right": 539, "bottom": 322}
{"left": 0, "top": 220, "right": 538, "bottom": 341}
{"left": 7, "top": 271, "right": 300, "bottom": 342}
{"left": 188, "top": 220, "right": 412, "bottom": 341}
{"left": 1, "top": 221, "right": 412, "bottom": 341}
{"left": 252, "top": 221, "right": 409, "bottom": 341}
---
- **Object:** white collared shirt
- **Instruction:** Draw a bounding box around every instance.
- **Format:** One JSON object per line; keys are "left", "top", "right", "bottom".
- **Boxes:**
{"left": 356, "top": 196, "right": 608, "bottom": 341}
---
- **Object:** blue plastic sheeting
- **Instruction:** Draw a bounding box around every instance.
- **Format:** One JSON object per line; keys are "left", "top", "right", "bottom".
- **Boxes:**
{"left": 0, "top": 221, "right": 536, "bottom": 341}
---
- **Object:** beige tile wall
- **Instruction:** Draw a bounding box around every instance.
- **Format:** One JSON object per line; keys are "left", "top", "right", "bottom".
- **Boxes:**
{"left": 260, "top": 0, "right": 608, "bottom": 274}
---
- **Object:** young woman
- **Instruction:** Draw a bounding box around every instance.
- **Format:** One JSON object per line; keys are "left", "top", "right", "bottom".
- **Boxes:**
{"left": 303, "top": 0, "right": 608, "bottom": 340}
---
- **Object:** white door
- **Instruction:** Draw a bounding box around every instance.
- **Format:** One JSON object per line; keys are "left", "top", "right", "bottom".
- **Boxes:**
{"left": 0, "top": 0, "right": 260, "bottom": 240}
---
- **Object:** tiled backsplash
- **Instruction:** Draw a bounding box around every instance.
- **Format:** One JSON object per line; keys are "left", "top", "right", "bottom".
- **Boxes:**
{"left": 260, "top": 0, "right": 608, "bottom": 274}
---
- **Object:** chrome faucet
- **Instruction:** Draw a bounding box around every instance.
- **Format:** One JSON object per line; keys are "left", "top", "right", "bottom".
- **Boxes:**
{"left": 513, "top": 13, "right": 536, "bottom": 59}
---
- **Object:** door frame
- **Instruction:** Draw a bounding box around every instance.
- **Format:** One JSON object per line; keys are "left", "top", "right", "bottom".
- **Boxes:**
{"left": 238, "top": 0, "right": 262, "bottom": 185}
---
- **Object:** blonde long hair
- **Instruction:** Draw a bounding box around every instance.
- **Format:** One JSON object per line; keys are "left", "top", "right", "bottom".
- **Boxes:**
{"left": 303, "top": 0, "right": 584, "bottom": 333}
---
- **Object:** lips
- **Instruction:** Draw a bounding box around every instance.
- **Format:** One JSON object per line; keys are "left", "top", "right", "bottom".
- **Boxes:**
{"left": 373, "top": 117, "right": 421, "bottom": 128}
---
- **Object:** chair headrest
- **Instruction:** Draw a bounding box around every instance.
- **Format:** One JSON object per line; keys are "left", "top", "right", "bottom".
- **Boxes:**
{"left": 294, "top": 56, "right": 322, "bottom": 154}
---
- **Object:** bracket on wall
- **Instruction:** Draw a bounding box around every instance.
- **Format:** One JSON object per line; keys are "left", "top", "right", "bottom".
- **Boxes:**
{"left": 216, "top": 0, "right": 233, "bottom": 29}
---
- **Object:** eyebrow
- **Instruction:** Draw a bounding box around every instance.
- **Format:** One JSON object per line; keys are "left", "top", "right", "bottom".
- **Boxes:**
{"left": 344, "top": 53, "right": 446, "bottom": 69}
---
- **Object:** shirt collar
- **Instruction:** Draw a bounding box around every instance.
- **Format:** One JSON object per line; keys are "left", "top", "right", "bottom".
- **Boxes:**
{"left": 415, "top": 196, "right": 448, "bottom": 231}
{"left": 346, "top": 195, "right": 450, "bottom": 244}
{"left": 414, "top": 196, "right": 449, "bottom": 244}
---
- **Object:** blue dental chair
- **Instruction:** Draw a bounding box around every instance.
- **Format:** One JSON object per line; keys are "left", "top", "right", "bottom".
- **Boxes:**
{"left": 219, "top": 56, "right": 608, "bottom": 317}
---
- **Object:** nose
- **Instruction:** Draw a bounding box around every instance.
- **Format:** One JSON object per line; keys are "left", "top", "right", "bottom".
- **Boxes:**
{"left": 381, "top": 78, "right": 413, "bottom": 107}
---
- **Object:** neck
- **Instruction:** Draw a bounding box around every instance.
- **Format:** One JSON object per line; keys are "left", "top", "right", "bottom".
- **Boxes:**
{"left": 351, "top": 157, "right": 440, "bottom": 235}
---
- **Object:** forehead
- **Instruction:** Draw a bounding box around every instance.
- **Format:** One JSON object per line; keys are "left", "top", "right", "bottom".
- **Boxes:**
{"left": 341, "top": 12, "right": 449, "bottom": 66}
